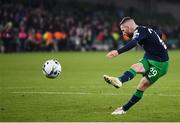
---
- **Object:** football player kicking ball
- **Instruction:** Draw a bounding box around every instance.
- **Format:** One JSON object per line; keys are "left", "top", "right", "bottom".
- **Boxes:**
{"left": 103, "top": 17, "right": 169, "bottom": 115}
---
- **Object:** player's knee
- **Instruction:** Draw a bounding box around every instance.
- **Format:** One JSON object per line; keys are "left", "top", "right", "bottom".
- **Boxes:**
{"left": 137, "top": 81, "right": 150, "bottom": 91}
{"left": 130, "top": 63, "right": 143, "bottom": 73}
{"left": 130, "top": 63, "right": 145, "bottom": 74}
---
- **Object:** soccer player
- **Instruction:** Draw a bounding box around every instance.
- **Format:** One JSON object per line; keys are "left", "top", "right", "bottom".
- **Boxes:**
{"left": 103, "top": 17, "right": 169, "bottom": 115}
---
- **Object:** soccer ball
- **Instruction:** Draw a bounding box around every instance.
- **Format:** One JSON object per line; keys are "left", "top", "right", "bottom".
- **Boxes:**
{"left": 42, "top": 59, "right": 62, "bottom": 78}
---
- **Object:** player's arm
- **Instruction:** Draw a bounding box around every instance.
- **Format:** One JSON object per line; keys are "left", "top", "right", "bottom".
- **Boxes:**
{"left": 106, "top": 39, "right": 138, "bottom": 59}
{"left": 106, "top": 27, "right": 148, "bottom": 59}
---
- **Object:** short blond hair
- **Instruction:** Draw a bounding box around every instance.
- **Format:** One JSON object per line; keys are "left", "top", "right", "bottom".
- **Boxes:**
{"left": 119, "top": 17, "right": 133, "bottom": 26}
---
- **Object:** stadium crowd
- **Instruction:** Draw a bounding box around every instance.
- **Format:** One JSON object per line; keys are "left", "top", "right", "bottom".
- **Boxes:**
{"left": 0, "top": 0, "right": 180, "bottom": 53}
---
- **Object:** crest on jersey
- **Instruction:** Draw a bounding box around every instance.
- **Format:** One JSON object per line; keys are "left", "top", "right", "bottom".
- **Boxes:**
{"left": 132, "top": 30, "right": 139, "bottom": 39}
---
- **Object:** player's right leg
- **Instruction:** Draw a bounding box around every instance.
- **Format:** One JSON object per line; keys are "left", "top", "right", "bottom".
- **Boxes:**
{"left": 103, "top": 62, "right": 145, "bottom": 88}
{"left": 119, "top": 63, "right": 145, "bottom": 83}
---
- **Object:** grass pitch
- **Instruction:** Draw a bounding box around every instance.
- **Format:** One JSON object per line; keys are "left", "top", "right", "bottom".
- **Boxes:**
{"left": 0, "top": 51, "right": 180, "bottom": 121}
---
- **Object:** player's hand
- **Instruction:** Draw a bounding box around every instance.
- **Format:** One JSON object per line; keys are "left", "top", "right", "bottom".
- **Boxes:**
{"left": 106, "top": 50, "right": 119, "bottom": 59}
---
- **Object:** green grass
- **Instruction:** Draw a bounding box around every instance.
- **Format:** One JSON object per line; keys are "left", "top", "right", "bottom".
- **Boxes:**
{"left": 0, "top": 51, "right": 180, "bottom": 121}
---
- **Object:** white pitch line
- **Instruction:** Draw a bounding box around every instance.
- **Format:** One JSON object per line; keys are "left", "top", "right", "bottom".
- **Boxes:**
{"left": 10, "top": 91, "right": 120, "bottom": 96}
{"left": 9, "top": 91, "right": 180, "bottom": 97}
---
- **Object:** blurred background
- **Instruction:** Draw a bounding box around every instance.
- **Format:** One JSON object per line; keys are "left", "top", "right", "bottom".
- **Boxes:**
{"left": 0, "top": 0, "right": 180, "bottom": 53}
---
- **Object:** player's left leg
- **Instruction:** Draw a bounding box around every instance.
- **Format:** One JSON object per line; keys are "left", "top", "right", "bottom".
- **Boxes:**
{"left": 112, "top": 77, "right": 151, "bottom": 115}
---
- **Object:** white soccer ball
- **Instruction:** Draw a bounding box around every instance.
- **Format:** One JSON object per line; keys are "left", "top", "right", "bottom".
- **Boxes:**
{"left": 42, "top": 59, "right": 62, "bottom": 78}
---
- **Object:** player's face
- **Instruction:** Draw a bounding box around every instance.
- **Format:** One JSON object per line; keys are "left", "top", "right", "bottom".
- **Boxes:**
{"left": 120, "top": 25, "right": 131, "bottom": 36}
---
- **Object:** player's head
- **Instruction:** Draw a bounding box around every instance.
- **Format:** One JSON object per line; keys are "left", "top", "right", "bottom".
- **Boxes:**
{"left": 119, "top": 17, "right": 138, "bottom": 37}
